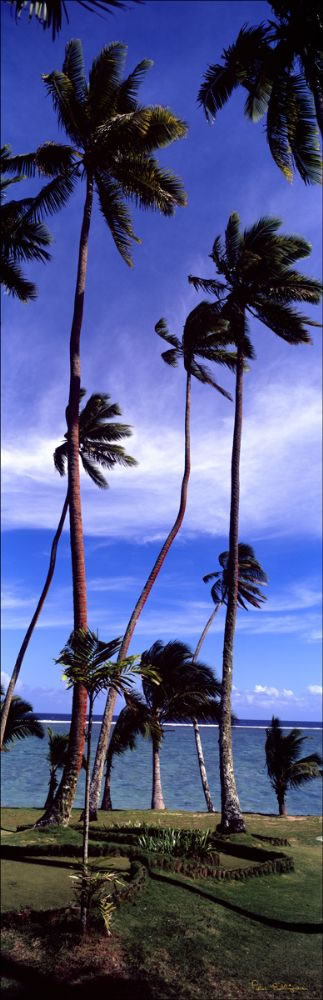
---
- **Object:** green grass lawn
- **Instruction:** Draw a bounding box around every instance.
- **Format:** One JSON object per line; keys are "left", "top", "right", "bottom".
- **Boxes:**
{"left": 1, "top": 809, "right": 322, "bottom": 1000}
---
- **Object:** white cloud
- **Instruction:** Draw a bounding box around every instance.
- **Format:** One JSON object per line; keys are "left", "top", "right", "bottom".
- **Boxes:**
{"left": 254, "top": 685, "right": 279, "bottom": 697}
{"left": 307, "top": 685, "right": 323, "bottom": 696}
{"left": 1, "top": 374, "right": 321, "bottom": 541}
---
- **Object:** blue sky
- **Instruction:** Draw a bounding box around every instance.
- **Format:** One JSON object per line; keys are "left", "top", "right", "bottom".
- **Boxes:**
{"left": 1, "top": 0, "right": 322, "bottom": 721}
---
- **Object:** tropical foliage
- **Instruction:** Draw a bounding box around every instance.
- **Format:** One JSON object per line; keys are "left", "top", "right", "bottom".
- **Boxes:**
{"left": 189, "top": 212, "right": 322, "bottom": 833}
{"left": 8, "top": 0, "right": 143, "bottom": 39}
{"left": 199, "top": 1, "right": 323, "bottom": 182}
{"left": 0, "top": 145, "right": 52, "bottom": 301}
{"left": 0, "top": 686, "right": 44, "bottom": 748}
{"left": 265, "top": 716, "right": 322, "bottom": 815}
{"left": 101, "top": 641, "right": 222, "bottom": 811}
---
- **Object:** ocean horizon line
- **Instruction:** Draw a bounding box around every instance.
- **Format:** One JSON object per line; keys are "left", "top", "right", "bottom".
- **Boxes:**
{"left": 35, "top": 717, "right": 322, "bottom": 730}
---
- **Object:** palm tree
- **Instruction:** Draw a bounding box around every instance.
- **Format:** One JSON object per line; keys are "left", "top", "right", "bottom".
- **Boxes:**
{"left": 56, "top": 627, "right": 156, "bottom": 930}
{"left": 0, "top": 146, "right": 52, "bottom": 301}
{"left": 8, "top": 0, "right": 143, "bottom": 39}
{"left": 0, "top": 391, "right": 136, "bottom": 751}
{"left": 265, "top": 716, "right": 322, "bottom": 816}
{"left": 89, "top": 301, "right": 238, "bottom": 819}
{"left": 101, "top": 640, "right": 222, "bottom": 811}
{"left": 101, "top": 695, "right": 149, "bottom": 810}
{"left": 4, "top": 39, "right": 186, "bottom": 825}
{"left": 44, "top": 727, "right": 86, "bottom": 809}
{"left": 0, "top": 686, "right": 44, "bottom": 748}
{"left": 192, "top": 544, "right": 267, "bottom": 813}
{"left": 189, "top": 213, "right": 322, "bottom": 832}
{"left": 198, "top": 2, "right": 322, "bottom": 183}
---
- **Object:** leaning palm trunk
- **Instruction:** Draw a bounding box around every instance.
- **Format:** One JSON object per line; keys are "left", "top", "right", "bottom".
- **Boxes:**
{"left": 90, "top": 373, "right": 192, "bottom": 818}
{"left": 44, "top": 769, "right": 58, "bottom": 811}
{"left": 192, "top": 603, "right": 221, "bottom": 813}
{"left": 151, "top": 737, "right": 165, "bottom": 810}
{"left": 0, "top": 493, "right": 69, "bottom": 749}
{"left": 219, "top": 340, "right": 245, "bottom": 833}
{"left": 36, "top": 178, "right": 94, "bottom": 827}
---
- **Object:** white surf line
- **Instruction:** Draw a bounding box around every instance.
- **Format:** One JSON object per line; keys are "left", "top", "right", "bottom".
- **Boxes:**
{"left": 39, "top": 720, "right": 322, "bottom": 730}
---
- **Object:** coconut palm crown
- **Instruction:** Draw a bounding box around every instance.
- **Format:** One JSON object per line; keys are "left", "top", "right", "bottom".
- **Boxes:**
{"left": 204, "top": 543, "right": 267, "bottom": 611}
{"left": 198, "top": 1, "right": 323, "bottom": 183}
{"left": 265, "top": 716, "right": 322, "bottom": 815}
{"left": 4, "top": 39, "right": 187, "bottom": 265}
{"left": 54, "top": 389, "right": 137, "bottom": 487}
{"left": 156, "top": 299, "right": 240, "bottom": 396}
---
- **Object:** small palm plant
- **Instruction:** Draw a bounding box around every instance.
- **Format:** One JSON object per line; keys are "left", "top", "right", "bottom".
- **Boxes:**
{"left": 0, "top": 686, "right": 44, "bottom": 749}
{"left": 265, "top": 716, "right": 322, "bottom": 816}
{"left": 198, "top": 4, "right": 323, "bottom": 182}
{"left": 0, "top": 390, "right": 136, "bottom": 750}
{"left": 192, "top": 544, "right": 267, "bottom": 813}
{"left": 101, "top": 640, "right": 222, "bottom": 812}
{"left": 55, "top": 627, "right": 158, "bottom": 932}
{"left": 90, "top": 301, "right": 238, "bottom": 819}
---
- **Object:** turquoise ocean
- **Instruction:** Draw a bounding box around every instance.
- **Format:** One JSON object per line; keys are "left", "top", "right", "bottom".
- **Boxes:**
{"left": 2, "top": 718, "right": 322, "bottom": 815}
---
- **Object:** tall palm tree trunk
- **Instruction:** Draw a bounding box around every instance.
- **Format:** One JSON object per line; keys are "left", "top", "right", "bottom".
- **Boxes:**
{"left": 219, "top": 339, "right": 245, "bottom": 833}
{"left": 0, "top": 492, "right": 69, "bottom": 749}
{"left": 151, "top": 737, "right": 165, "bottom": 810}
{"left": 90, "top": 373, "right": 192, "bottom": 818}
{"left": 36, "top": 176, "right": 94, "bottom": 827}
{"left": 192, "top": 603, "right": 220, "bottom": 813}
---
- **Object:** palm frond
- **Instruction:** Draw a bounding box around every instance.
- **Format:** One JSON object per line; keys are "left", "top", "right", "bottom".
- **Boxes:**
{"left": 199, "top": 24, "right": 272, "bottom": 118}
{"left": 190, "top": 360, "right": 232, "bottom": 398}
{"left": 81, "top": 453, "right": 109, "bottom": 488}
{"left": 42, "top": 70, "right": 84, "bottom": 146}
{"left": 155, "top": 318, "right": 180, "bottom": 349}
{"left": 116, "top": 60, "right": 154, "bottom": 113}
{"left": 112, "top": 156, "right": 187, "bottom": 214}
{"left": 96, "top": 172, "right": 140, "bottom": 265}
{"left": 88, "top": 42, "right": 127, "bottom": 124}
{"left": 187, "top": 274, "right": 227, "bottom": 298}
{"left": 225, "top": 212, "right": 241, "bottom": 269}
{"left": 0, "top": 258, "right": 37, "bottom": 301}
{"left": 161, "top": 349, "right": 178, "bottom": 367}
{"left": 253, "top": 300, "right": 314, "bottom": 343}
{"left": 63, "top": 38, "right": 88, "bottom": 105}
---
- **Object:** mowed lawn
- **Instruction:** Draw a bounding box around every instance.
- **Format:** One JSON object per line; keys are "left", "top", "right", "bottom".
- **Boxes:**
{"left": 1, "top": 809, "right": 322, "bottom": 1000}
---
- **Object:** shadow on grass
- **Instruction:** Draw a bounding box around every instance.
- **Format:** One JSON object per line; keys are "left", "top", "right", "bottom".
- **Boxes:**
{"left": 1, "top": 955, "right": 175, "bottom": 1000}
{"left": 150, "top": 870, "right": 323, "bottom": 934}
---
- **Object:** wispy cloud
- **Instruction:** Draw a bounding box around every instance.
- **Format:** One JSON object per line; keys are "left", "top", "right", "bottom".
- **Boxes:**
{"left": 307, "top": 685, "right": 323, "bottom": 696}
{"left": 2, "top": 374, "right": 321, "bottom": 541}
